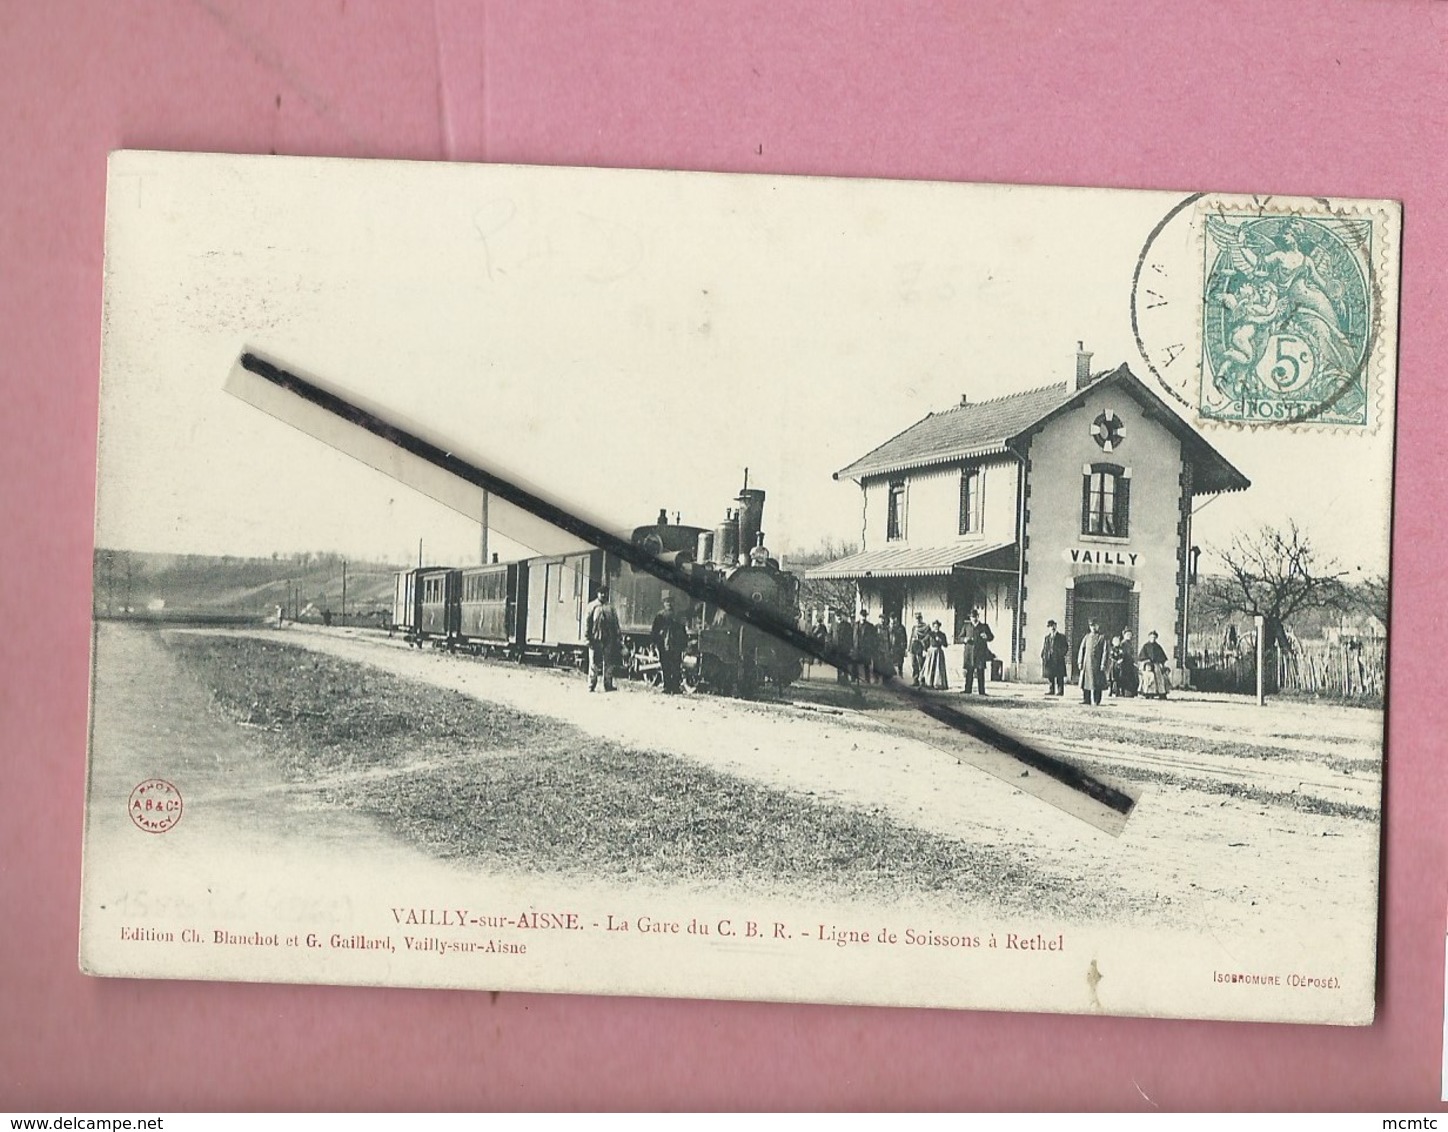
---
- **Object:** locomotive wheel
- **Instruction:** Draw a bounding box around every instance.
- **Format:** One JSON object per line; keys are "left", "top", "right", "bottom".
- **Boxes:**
{"left": 632, "top": 645, "right": 663, "bottom": 686}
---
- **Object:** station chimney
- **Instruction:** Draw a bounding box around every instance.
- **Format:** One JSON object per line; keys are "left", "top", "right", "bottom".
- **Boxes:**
{"left": 1075, "top": 341, "right": 1094, "bottom": 391}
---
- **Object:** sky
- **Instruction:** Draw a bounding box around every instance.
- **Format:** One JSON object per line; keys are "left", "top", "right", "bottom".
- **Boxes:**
{"left": 94, "top": 154, "right": 1397, "bottom": 578}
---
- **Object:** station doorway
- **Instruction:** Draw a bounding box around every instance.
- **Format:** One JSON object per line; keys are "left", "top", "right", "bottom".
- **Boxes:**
{"left": 1069, "top": 578, "right": 1136, "bottom": 671}
{"left": 875, "top": 582, "right": 905, "bottom": 625}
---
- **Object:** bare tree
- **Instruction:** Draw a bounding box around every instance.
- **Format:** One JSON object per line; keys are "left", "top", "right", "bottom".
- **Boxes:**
{"left": 1196, "top": 521, "right": 1348, "bottom": 655}
{"left": 790, "top": 536, "right": 860, "bottom": 623}
{"left": 1351, "top": 573, "right": 1389, "bottom": 626}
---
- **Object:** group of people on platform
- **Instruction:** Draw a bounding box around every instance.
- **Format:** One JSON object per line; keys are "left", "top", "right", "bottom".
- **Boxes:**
{"left": 807, "top": 605, "right": 1174, "bottom": 706}
{"left": 811, "top": 605, "right": 1173, "bottom": 704}
{"left": 588, "top": 583, "right": 1175, "bottom": 706}
{"left": 1041, "top": 619, "right": 1171, "bottom": 704}
{"left": 907, "top": 608, "right": 996, "bottom": 693}
{"left": 807, "top": 607, "right": 997, "bottom": 693}
{"left": 812, "top": 608, "right": 908, "bottom": 686}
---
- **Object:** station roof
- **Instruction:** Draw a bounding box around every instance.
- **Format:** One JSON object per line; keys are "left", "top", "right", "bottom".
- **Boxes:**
{"left": 834, "top": 364, "right": 1251, "bottom": 497}
{"left": 804, "top": 540, "right": 1016, "bottom": 581}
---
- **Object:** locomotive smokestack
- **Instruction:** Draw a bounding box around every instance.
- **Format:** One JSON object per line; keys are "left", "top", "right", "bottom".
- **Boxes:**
{"left": 657, "top": 508, "right": 669, "bottom": 526}
{"left": 735, "top": 485, "right": 766, "bottom": 567}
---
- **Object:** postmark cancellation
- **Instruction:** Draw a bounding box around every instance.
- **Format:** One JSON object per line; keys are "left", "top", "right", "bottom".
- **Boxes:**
{"left": 1133, "top": 193, "right": 1399, "bottom": 434}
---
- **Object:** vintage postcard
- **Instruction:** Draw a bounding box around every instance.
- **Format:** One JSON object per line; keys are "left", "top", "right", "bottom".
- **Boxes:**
{"left": 84, "top": 152, "right": 1398, "bottom": 1023}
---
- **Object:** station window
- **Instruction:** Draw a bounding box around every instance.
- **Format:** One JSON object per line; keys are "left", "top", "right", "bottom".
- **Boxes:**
{"left": 887, "top": 480, "right": 907, "bottom": 541}
{"left": 1082, "top": 463, "right": 1130, "bottom": 537}
{"left": 959, "top": 468, "right": 981, "bottom": 535}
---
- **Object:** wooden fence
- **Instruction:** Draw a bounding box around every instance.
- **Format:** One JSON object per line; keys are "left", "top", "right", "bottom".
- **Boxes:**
{"left": 1189, "top": 639, "right": 1385, "bottom": 699}
{"left": 1186, "top": 647, "right": 1262, "bottom": 695}
{"left": 1276, "top": 639, "right": 1386, "bottom": 698}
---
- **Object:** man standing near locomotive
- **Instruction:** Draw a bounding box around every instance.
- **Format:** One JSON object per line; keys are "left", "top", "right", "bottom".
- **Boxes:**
{"left": 650, "top": 593, "right": 689, "bottom": 695}
{"left": 585, "top": 585, "right": 621, "bottom": 693}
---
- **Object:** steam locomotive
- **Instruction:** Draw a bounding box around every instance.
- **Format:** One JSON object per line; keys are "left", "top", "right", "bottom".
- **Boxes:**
{"left": 391, "top": 478, "right": 804, "bottom": 696}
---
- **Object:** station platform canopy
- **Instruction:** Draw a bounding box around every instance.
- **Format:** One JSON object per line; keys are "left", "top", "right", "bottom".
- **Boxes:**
{"left": 804, "top": 540, "right": 1017, "bottom": 581}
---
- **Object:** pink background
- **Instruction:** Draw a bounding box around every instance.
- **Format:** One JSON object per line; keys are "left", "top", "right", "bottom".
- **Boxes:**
{"left": 3, "top": 0, "right": 1446, "bottom": 1110}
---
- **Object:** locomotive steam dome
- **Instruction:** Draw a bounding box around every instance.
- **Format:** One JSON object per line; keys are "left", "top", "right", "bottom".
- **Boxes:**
{"left": 713, "top": 509, "right": 739, "bottom": 567}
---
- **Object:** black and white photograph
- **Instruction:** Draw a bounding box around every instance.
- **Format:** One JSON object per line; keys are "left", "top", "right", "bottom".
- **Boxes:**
{"left": 83, "top": 152, "right": 1398, "bottom": 1024}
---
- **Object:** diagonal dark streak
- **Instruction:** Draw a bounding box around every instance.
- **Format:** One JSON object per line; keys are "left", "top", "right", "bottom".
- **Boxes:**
{"left": 238, "top": 351, "right": 1136, "bottom": 817}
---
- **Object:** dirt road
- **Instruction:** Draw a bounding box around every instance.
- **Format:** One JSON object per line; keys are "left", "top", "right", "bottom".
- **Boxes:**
{"left": 214, "top": 623, "right": 1384, "bottom": 944}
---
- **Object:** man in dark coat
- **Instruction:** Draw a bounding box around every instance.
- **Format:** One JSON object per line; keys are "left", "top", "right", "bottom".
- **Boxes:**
{"left": 885, "top": 613, "right": 908, "bottom": 681}
{"left": 585, "top": 585, "right": 621, "bottom": 692}
{"left": 650, "top": 593, "right": 689, "bottom": 694}
{"left": 831, "top": 610, "right": 855, "bottom": 685}
{"left": 1117, "top": 629, "right": 1140, "bottom": 697}
{"left": 854, "top": 609, "right": 879, "bottom": 684}
{"left": 808, "top": 614, "right": 830, "bottom": 679}
{"left": 1078, "top": 618, "right": 1110, "bottom": 705}
{"left": 1041, "top": 618, "right": 1068, "bottom": 696}
{"left": 961, "top": 608, "right": 995, "bottom": 695}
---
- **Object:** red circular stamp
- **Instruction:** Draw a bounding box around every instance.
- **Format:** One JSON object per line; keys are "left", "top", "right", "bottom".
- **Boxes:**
{"left": 129, "top": 779, "right": 183, "bottom": 834}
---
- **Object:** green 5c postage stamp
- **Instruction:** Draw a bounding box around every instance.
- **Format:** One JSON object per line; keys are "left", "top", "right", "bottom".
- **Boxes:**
{"left": 1132, "top": 193, "right": 1398, "bottom": 434}
{"left": 1201, "top": 209, "right": 1373, "bottom": 426}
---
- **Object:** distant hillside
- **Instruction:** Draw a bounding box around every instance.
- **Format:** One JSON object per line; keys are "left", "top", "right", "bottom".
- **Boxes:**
{"left": 93, "top": 550, "right": 403, "bottom": 624}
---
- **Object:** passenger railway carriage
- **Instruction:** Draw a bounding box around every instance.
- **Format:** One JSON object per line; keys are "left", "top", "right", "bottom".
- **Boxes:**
{"left": 458, "top": 562, "right": 527, "bottom": 658}
{"left": 393, "top": 566, "right": 460, "bottom": 645}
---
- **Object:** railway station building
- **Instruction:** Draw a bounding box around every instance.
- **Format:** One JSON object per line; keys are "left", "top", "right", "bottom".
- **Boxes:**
{"left": 806, "top": 348, "right": 1250, "bottom": 682}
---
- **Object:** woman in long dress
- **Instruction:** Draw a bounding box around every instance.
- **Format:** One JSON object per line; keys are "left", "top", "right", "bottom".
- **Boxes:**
{"left": 924, "top": 621, "right": 950, "bottom": 690}
{"left": 1138, "top": 630, "right": 1170, "bottom": 699}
